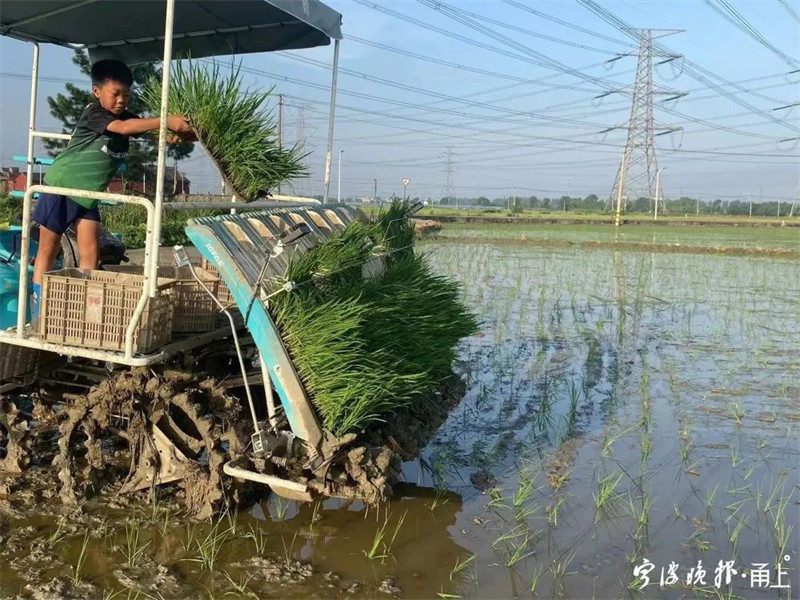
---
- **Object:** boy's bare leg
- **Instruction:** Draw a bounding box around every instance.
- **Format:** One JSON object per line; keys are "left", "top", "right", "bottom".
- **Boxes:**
{"left": 33, "top": 227, "right": 63, "bottom": 285}
{"left": 75, "top": 218, "right": 100, "bottom": 270}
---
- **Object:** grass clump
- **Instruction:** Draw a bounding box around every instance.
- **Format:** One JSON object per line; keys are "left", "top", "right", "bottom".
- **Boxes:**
{"left": 271, "top": 201, "right": 478, "bottom": 435}
{"left": 143, "top": 60, "right": 307, "bottom": 201}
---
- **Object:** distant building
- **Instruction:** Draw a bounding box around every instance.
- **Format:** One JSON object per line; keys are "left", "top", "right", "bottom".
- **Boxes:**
{"left": 106, "top": 167, "right": 190, "bottom": 195}
{"left": 0, "top": 167, "right": 44, "bottom": 195}
{"left": 1, "top": 165, "right": 190, "bottom": 196}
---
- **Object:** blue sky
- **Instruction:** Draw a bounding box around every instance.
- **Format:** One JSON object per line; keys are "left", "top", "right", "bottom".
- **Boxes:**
{"left": 1, "top": 0, "right": 798, "bottom": 202}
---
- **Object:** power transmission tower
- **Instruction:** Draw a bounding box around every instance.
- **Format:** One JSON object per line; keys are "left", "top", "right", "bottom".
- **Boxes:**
{"left": 603, "top": 28, "right": 683, "bottom": 223}
{"left": 442, "top": 147, "right": 455, "bottom": 207}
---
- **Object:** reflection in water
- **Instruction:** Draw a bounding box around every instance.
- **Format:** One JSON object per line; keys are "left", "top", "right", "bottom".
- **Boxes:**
{"left": 247, "top": 484, "right": 468, "bottom": 597}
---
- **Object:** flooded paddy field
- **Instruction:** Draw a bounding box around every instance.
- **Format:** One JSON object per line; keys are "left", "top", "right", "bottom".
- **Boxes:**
{"left": 437, "top": 222, "right": 800, "bottom": 253}
{"left": 2, "top": 225, "right": 798, "bottom": 599}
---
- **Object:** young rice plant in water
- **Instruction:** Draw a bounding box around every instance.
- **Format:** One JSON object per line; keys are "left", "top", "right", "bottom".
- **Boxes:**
{"left": 143, "top": 60, "right": 307, "bottom": 201}
{"left": 272, "top": 201, "right": 478, "bottom": 435}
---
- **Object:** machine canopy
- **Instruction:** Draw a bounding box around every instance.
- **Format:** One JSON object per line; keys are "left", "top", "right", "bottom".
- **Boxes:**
{"left": 0, "top": 0, "right": 342, "bottom": 63}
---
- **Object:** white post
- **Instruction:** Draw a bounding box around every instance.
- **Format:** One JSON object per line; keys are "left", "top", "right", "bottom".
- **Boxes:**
{"left": 322, "top": 39, "right": 340, "bottom": 203}
{"left": 277, "top": 94, "right": 283, "bottom": 195}
{"left": 337, "top": 149, "right": 343, "bottom": 203}
{"left": 17, "top": 42, "right": 39, "bottom": 336}
{"left": 149, "top": 0, "right": 176, "bottom": 297}
{"left": 654, "top": 167, "right": 664, "bottom": 220}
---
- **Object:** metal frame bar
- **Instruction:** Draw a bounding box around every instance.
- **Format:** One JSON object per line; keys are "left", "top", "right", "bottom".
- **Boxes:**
{"left": 7, "top": 0, "right": 340, "bottom": 367}
{"left": 0, "top": 325, "right": 234, "bottom": 366}
{"left": 17, "top": 185, "right": 155, "bottom": 358}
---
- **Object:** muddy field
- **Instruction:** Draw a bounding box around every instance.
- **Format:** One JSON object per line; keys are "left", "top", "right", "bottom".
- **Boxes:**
{"left": 2, "top": 224, "right": 799, "bottom": 599}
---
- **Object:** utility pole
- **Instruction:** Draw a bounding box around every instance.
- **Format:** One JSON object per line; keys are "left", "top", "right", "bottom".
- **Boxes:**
{"left": 604, "top": 29, "right": 682, "bottom": 223}
{"left": 789, "top": 182, "right": 799, "bottom": 217}
{"left": 373, "top": 178, "right": 377, "bottom": 204}
{"left": 277, "top": 93, "right": 283, "bottom": 194}
{"left": 337, "top": 149, "right": 343, "bottom": 203}
{"left": 654, "top": 167, "right": 664, "bottom": 219}
{"left": 748, "top": 194, "right": 752, "bottom": 218}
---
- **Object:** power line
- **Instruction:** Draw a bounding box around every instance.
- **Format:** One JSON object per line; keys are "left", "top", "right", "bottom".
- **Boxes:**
{"left": 577, "top": 0, "right": 800, "bottom": 131}
{"left": 354, "top": 0, "right": 625, "bottom": 91}
{"left": 416, "top": 0, "right": 622, "bottom": 91}
{"left": 702, "top": 0, "right": 799, "bottom": 69}
{"left": 500, "top": 0, "right": 637, "bottom": 49}
{"left": 776, "top": 0, "right": 800, "bottom": 23}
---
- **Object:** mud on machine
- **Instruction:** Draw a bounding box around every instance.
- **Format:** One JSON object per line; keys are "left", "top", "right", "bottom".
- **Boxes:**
{"left": 0, "top": 0, "right": 438, "bottom": 515}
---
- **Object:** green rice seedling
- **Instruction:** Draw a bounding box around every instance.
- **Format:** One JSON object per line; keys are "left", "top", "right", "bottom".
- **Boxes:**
{"left": 281, "top": 530, "right": 300, "bottom": 569}
{"left": 271, "top": 203, "right": 478, "bottom": 435}
{"left": 487, "top": 487, "right": 507, "bottom": 509}
{"left": 547, "top": 495, "right": 566, "bottom": 528}
{"left": 223, "top": 571, "right": 258, "bottom": 599}
{"left": 550, "top": 551, "right": 577, "bottom": 596}
{"left": 493, "top": 525, "right": 535, "bottom": 568}
{"left": 123, "top": 519, "right": 151, "bottom": 568}
{"left": 189, "top": 519, "right": 230, "bottom": 572}
{"left": 729, "top": 401, "right": 745, "bottom": 424}
{"left": 594, "top": 472, "right": 624, "bottom": 522}
{"left": 71, "top": 531, "right": 90, "bottom": 586}
{"left": 45, "top": 517, "right": 69, "bottom": 549}
{"left": 529, "top": 564, "right": 545, "bottom": 598}
{"left": 364, "top": 510, "right": 407, "bottom": 563}
{"left": 705, "top": 484, "right": 719, "bottom": 519}
{"left": 143, "top": 61, "right": 307, "bottom": 201}
{"left": 450, "top": 553, "right": 477, "bottom": 581}
{"left": 728, "top": 513, "right": 749, "bottom": 557}
{"left": 513, "top": 472, "right": 536, "bottom": 509}
{"left": 680, "top": 442, "right": 692, "bottom": 463}
{"left": 770, "top": 490, "right": 794, "bottom": 558}
{"left": 245, "top": 524, "right": 269, "bottom": 555}
{"left": 309, "top": 499, "right": 323, "bottom": 533}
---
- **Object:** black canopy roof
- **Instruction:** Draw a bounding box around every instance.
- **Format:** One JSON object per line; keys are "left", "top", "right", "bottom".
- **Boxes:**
{"left": 0, "top": 0, "right": 342, "bottom": 63}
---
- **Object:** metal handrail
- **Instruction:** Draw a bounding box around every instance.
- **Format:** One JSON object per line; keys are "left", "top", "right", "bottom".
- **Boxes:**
{"left": 18, "top": 184, "right": 155, "bottom": 359}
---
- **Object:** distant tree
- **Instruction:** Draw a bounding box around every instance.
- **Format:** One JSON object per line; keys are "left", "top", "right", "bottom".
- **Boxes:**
{"left": 45, "top": 49, "right": 193, "bottom": 187}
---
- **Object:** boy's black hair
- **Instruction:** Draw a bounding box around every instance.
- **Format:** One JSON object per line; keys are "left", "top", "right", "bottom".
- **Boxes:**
{"left": 90, "top": 60, "right": 133, "bottom": 87}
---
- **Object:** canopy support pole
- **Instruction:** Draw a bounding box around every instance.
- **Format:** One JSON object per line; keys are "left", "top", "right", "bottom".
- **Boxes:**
{"left": 16, "top": 41, "right": 39, "bottom": 337}
{"left": 322, "top": 38, "right": 340, "bottom": 203}
{"left": 149, "top": 0, "right": 176, "bottom": 297}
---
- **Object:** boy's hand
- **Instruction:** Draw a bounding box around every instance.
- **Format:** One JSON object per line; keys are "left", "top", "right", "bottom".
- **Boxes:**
{"left": 166, "top": 115, "right": 193, "bottom": 133}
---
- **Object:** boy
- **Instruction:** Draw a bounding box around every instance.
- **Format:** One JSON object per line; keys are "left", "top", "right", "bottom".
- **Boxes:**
{"left": 31, "top": 59, "right": 194, "bottom": 319}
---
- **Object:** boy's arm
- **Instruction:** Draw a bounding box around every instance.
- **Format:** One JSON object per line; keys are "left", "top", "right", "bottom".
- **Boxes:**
{"left": 107, "top": 115, "right": 192, "bottom": 136}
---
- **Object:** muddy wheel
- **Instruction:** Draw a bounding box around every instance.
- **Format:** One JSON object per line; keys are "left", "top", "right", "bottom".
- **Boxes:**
{"left": 55, "top": 367, "right": 245, "bottom": 518}
{"left": 0, "top": 400, "right": 31, "bottom": 473}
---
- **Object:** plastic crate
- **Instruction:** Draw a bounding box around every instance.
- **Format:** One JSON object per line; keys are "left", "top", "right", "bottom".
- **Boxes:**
{"left": 39, "top": 269, "right": 175, "bottom": 353}
{"left": 105, "top": 265, "right": 229, "bottom": 332}
{"left": 199, "top": 259, "right": 234, "bottom": 306}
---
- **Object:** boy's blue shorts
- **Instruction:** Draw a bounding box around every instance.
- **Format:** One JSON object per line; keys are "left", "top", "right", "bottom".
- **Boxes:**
{"left": 31, "top": 193, "right": 101, "bottom": 235}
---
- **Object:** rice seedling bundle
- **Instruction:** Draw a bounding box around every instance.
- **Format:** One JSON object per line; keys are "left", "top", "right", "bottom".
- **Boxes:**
{"left": 272, "top": 202, "right": 478, "bottom": 436}
{"left": 142, "top": 61, "right": 307, "bottom": 200}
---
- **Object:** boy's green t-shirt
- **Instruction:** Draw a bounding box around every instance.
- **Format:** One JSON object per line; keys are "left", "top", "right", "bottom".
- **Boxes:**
{"left": 44, "top": 103, "right": 137, "bottom": 209}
